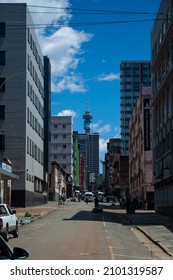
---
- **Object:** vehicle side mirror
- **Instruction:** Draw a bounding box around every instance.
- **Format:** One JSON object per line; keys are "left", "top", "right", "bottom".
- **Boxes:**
{"left": 12, "top": 210, "right": 16, "bottom": 214}
{"left": 12, "top": 247, "right": 29, "bottom": 259}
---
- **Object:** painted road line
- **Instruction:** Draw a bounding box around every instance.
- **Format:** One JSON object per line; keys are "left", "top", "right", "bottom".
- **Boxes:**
{"left": 108, "top": 246, "right": 115, "bottom": 260}
{"left": 102, "top": 216, "right": 106, "bottom": 227}
{"left": 33, "top": 219, "right": 51, "bottom": 230}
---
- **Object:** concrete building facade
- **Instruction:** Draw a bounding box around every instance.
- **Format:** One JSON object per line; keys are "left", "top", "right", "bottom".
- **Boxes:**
{"left": 0, "top": 3, "right": 46, "bottom": 207}
{"left": 151, "top": 0, "right": 173, "bottom": 216}
{"left": 49, "top": 161, "right": 67, "bottom": 202}
{"left": 129, "top": 87, "right": 154, "bottom": 209}
{"left": 51, "top": 116, "right": 73, "bottom": 196}
{"left": 105, "top": 138, "right": 122, "bottom": 196}
{"left": 120, "top": 61, "right": 151, "bottom": 155}
{"left": 73, "top": 131, "right": 99, "bottom": 191}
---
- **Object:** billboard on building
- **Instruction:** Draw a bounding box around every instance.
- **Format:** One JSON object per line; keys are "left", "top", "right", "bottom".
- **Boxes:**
{"left": 143, "top": 99, "right": 150, "bottom": 150}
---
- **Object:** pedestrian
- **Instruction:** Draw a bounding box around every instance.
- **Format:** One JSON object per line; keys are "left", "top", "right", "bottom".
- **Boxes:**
{"left": 85, "top": 197, "right": 89, "bottom": 204}
{"left": 125, "top": 196, "right": 131, "bottom": 214}
{"left": 62, "top": 196, "right": 65, "bottom": 205}
{"left": 94, "top": 196, "right": 99, "bottom": 208}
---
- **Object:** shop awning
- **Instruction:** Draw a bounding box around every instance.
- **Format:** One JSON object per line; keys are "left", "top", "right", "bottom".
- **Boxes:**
{"left": 0, "top": 167, "right": 19, "bottom": 180}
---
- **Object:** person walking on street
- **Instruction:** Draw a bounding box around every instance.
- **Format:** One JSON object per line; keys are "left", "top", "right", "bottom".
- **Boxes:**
{"left": 94, "top": 196, "right": 99, "bottom": 208}
{"left": 125, "top": 195, "right": 131, "bottom": 214}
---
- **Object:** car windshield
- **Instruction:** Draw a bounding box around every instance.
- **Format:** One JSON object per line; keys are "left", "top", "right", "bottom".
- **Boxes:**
{"left": 85, "top": 193, "right": 93, "bottom": 197}
{"left": 0, "top": 205, "right": 7, "bottom": 215}
{"left": 0, "top": 237, "right": 12, "bottom": 259}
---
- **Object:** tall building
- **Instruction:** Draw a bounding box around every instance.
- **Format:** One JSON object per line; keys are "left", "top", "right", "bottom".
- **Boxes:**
{"left": 0, "top": 3, "right": 47, "bottom": 207}
{"left": 89, "top": 133, "right": 99, "bottom": 182}
{"left": 73, "top": 105, "right": 99, "bottom": 191}
{"left": 129, "top": 87, "right": 154, "bottom": 209}
{"left": 120, "top": 61, "right": 151, "bottom": 155}
{"left": 74, "top": 132, "right": 99, "bottom": 191}
{"left": 51, "top": 116, "right": 73, "bottom": 196}
{"left": 73, "top": 132, "right": 89, "bottom": 190}
{"left": 105, "top": 138, "right": 122, "bottom": 196}
{"left": 151, "top": 0, "right": 173, "bottom": 216}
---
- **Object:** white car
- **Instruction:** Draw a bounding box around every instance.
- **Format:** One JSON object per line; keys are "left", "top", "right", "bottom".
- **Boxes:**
{"left": 84, "top": 192, "right": 94, "bottom": 202}
{"left": 0, "top": 204, "right": 19, "bottom": 242}
{"left": 0, "top": 235, "right": 29, "bottom": 260}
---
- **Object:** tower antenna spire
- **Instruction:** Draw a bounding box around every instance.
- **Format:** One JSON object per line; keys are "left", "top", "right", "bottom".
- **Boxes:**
{"left": 83, "top": 99, "right": 92, "bottom": 133}
{"left": 86, "top": 99, "right": 89, "bottom": 111}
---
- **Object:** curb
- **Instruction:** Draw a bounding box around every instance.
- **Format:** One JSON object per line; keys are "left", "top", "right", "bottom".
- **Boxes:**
{"left": 136, "top": 226, "right": 173, "bottom": 257}
{"left": 122, "top": 213, "right": 173, "bottom": 257}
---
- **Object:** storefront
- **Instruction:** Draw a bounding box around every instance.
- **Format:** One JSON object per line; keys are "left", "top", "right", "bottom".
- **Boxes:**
{"left": 0, "top": 160, "right": 19, "bottom": 205}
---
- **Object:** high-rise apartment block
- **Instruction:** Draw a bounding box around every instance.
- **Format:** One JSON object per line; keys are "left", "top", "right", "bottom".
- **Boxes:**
{"left": 73, "top": 132, "right": 99, "bottom": 191}
{"left": 51, "top": 116, "right": 73, "bottom": 196}
{"left": 120, "top": 61, "right": 151, "bottom": 155}
{"left": 0, "top": 3, "right": 48, "bottom": 207}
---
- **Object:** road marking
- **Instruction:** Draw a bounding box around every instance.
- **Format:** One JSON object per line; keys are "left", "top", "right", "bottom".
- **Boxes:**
{"left": 102, "top": 216, "right": 106, "bottom": 227}
{"left": 33, "top": 220, "right": 50, "bottom": 230}
{"left": 113, "top": 253, "right": 153, "bottom": 259}
{"left": 108, "top": 246, "right": 115, "bottom": 260}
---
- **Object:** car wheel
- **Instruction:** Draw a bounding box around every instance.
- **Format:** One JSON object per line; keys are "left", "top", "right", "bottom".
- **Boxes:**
{"left": 3, "top": 226, "right": 9, "bottom": 242}
{"left": 13, "top": 223, "right": 19, "bottom": 238}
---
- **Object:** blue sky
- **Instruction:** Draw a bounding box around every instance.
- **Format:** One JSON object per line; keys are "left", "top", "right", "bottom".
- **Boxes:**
{"left": 3, "top": 0, "right": 162, "bottom": 164}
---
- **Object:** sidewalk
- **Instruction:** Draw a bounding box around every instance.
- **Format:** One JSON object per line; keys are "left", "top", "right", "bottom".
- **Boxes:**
{"left": 14, "top": 202, "right": 173, "bottom": 257}
{"left": 123, "top": 210, "right": 173, "bottom": 257}
{"left": 15, "top": 201, "right": 59, "bottom": 224}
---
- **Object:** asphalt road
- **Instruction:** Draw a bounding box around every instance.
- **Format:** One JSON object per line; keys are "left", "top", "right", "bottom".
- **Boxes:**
{"left": 9, "top": 202, "right": 159, "bottom": 260}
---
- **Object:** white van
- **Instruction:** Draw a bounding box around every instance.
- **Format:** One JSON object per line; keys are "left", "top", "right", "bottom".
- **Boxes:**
{"left": 84, "top": 192, "right": 94, "bottom": 202}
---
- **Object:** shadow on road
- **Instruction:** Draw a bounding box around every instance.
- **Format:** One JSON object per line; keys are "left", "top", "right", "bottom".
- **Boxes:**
{"left": 63, "top": 208, "right": 130, "bottom": 225}
{"left": 63, "top": 204, "right": 173, "bottom": 232}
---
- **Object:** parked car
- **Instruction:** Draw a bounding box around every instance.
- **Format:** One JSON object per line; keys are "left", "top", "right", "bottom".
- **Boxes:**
{"left": 0, "top": 235, "right": 29, "bottom": 260}
{"left": 97, "top": 192, "right": 105, "bottom": 202}
{"left": 104, "top": 196, "right": 116, "bottom": 203}
{"left": 0, "top": 204, "right": 19, "bottom": 242}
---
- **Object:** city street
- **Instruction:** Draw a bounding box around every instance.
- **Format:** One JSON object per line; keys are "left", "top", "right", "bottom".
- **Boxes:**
{"left": 8, "top": 202, "right": 171, "bottom": 260}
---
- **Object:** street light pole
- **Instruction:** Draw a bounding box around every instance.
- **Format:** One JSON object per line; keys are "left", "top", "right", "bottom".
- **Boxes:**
{"left": 0, "top": 71, "right": 26, "bottom": 91}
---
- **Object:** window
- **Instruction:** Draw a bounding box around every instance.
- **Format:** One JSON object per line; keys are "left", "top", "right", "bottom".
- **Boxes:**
{"left": 0, "top": 22, "right": 5, "bottom": 37}
{"left": 63, "top": 124, "right": 66, "bottom": 129}
{"left": 0, "top": 105, "right": 5, "bottom": 119}
{"left": 0, "top": 50, "right": 5, "bottom": 65}
{"left": 0, "top": 77, "right": 5, "bottom": 91}
{"left": 0, "top": 134, "right": 5, "bottom": 151}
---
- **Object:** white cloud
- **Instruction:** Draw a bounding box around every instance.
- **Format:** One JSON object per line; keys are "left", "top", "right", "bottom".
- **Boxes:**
{"left": 96, "top": 73, "right": 120, "bottom": 81}
{"left": 52, "top": 74, "right": 87, "bottom": 93}
{"left": 96, "top": 124, "right": 111, "bottom": 134}
{"left": 92, "top": 121, "right": 111, "bottom": 135}
{"left": 114, "top": 126, "right": 121, "bottom": 138}
{"left": 57, "top": 109, "right": 77, "bottom": 118}
{"left": 99, "top": 138, "right": 109, "bottom": 153}
{"left": 40, "top": 27, "right": 93, "bottom": 77}
{"left": 92, "top": 120, "right": 102, "bottom": 130}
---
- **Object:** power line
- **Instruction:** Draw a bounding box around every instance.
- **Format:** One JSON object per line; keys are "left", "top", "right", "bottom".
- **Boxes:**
{"left": 5, "top": 18, "right": 165, "bottom": 30}
{"left": 0, "top": 4, "right": 166, "bottom": 16}
{"left": 27, "top": 5, "right": 164, "bottom": 16}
